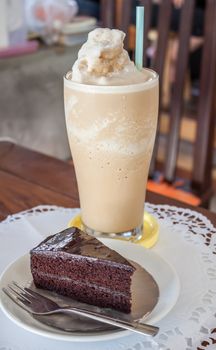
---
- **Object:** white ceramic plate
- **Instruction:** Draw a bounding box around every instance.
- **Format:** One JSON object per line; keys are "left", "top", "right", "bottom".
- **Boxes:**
{"left": 0, "top": 239, "right": 180, "bottom": 342}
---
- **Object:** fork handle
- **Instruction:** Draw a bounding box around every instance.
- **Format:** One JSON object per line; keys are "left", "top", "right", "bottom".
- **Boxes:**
{"left": 61, "top": 307, "right": 159, "bottom": 337}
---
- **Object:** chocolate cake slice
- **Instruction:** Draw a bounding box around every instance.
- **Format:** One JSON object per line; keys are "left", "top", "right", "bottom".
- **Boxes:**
{"left": 30, "top": 227, "right": 135, "bottom": 313}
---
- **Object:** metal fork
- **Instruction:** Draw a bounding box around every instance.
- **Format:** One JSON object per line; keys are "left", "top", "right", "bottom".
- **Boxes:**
{"left": 3, "top": 281, "right": 159, "bottom": 337}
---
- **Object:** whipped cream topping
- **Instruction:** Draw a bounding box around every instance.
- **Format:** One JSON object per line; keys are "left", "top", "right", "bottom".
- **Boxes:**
{"left": 71, "top": 28, "right": 146, "bottom": 86}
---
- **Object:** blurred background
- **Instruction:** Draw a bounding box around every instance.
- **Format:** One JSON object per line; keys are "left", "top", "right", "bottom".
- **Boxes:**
{"left": 0, "top": 0, "right": 97, "bottom": 159}
{"left": 0, "top": 0, "right": 216, "bottom": 210}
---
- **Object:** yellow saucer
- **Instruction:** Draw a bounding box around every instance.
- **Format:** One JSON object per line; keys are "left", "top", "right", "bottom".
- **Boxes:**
{"left": 68, "top": 212, "right": 159, "bottom": 249}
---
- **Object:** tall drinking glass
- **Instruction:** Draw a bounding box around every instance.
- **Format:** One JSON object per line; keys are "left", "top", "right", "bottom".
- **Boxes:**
{"left": 64, "top": 69, "right": 158, "bottom": 240}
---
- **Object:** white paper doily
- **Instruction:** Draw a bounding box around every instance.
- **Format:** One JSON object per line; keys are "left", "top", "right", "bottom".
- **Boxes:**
{"left": 1, "top": 203, "right": 216, "bottom": 350}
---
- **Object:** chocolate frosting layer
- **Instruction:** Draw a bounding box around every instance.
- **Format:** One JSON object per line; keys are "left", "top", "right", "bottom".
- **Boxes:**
{"left": 31, "top": 227, "right": 133, "bottom": 267}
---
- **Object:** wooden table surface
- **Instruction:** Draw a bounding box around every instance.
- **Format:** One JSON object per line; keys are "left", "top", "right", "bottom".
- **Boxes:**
{"left": 0, "top": 141, "right": 216, "bottom": 227}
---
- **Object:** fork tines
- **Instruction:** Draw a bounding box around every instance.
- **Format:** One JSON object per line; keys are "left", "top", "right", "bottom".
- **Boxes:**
{"left": 3, "top": 282, "right": 32, "bottom": 312}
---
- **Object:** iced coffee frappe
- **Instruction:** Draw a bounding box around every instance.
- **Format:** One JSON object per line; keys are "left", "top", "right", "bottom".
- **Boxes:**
{"left": 64, "top": 28, "right": 158, "bottom": 238}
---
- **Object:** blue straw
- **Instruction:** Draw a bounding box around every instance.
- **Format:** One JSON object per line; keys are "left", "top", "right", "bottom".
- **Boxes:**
{"left": 135, "top": 6, "right": 144, "bottom": 70}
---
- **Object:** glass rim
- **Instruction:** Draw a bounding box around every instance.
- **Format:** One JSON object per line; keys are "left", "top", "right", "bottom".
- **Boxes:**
{"left": 64, "top": 68, "right": 159, "bottom": 94}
